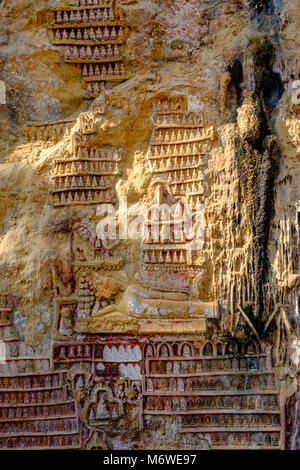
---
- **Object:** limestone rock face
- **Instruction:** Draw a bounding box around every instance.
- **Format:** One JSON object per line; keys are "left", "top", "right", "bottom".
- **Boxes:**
{"left": 0, "top": 0, "right": 299, "bottom": 450}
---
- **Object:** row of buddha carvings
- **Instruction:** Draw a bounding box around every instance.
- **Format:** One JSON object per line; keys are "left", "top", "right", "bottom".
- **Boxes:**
{"left": 48, "top": 0, "right": 129, "bottom": 98}
{"left": 0, "top": 289, "right": 287, "bottom": 449}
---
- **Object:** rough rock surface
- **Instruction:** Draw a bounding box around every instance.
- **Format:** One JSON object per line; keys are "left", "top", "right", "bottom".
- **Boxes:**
{"left": 0, "top": 0, "right": 299, "bottom": 450}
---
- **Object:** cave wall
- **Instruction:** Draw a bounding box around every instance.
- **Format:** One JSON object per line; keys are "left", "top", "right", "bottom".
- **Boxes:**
{"left": 0, "top": 0, "right": 299, "bottom": 450}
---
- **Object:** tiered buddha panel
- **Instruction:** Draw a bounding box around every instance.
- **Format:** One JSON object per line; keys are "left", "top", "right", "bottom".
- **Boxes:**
{"left": 142, "top": 211, "right": 200, "bottom": 272}
{"left": 49, "top": 0, "right": 128, "bottom": 98}
{"left": 0, "top": 305, "right": 80, "bottom": 449}
{"left": 142, "top": 341, "right": 284, "bottom": 450}
{"left": 0, "top": 372, "right": 81, "bottom": 450}
{"left": 49, "top": 146, "right": 124, "bottom": 207}
{"left": 22, "top": 119, "right": 75, "bottom": 145}
{"left": 53, "top": 338, "right": 142, "bottom": 382}
{"left": 149, "top": 100, "right": 214, "bottom": 206}
{"left": 143, "top": 98, "right": 214, "bottom": 273}
{"left": 0, "top": 308, "right": 50, "bottom": 376}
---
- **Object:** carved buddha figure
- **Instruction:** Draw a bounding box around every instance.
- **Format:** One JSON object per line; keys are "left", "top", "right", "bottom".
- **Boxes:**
{"left": 182, "top": 344, "right": 192, "bottom": 357}
{"left": 186, "top": 379, "right": 193, "bottom": 392}
{"left": 237, "top": 377, "right": 244, "bottom": 390}
{"left": 208, "top": 379, "right": 215, "bottom": 390}
{"left": 261, "top": 375, "right": 268, "bottom": 389}
{"left": 173, "top": 362, "right": 181, "bottom": 374}
{"left": 273, "top": 415, "right": 280, "bottom": 426}
{"left": 151, "top": 362, "right": 158, "bottom": 374}
{"left": 240, "top": 358, "right": 247, "bottom": 371}
{"left": 146, "top": 379, "right": 154, "bottom": 392}
{"left": 219, "top": 414, "right": 226, "bottom": 427}
{"left": 181, "top": 361, "right": 188, "bottom": 374}
{"left": 196, "top": 398, "right": 203, "bottom": 409}
{"left": 216, "top": 397, "right": 224, "bottom": 409}
{"left": 161, "top": 378, "right": 168, "bottom": 392}
{"left": 166, "top": 362, "right": 173, "bottom": 374}
{"left": 190, "top": 415, "right": 197, "bottom": 426}
{"left": 45, "top": 375, "right": 52, "bottom": 387}
{"left": 205, "top": 415, "right": 212, "bottom": 427}
{"left": 157, "top": 397, "right": 164, "bottom": 410}
{"left": 269, "top": 374, "right": 276, "bottom": 390}
{"left": 198, "top": 416, "right": 204, "bottom": 427}
{"left": 253, "top": 376, "right": 259, "bottom": 389}
{"left": 159, "top": 344, "right": 169, "bottom": 358}
{"left": 232, "top": 358, "right": 239, "bottom": 372}
{"left": 256, "top": 397, "right": 262, "bottom": 409}
{"left": 203, "top": 342, "right": 213, "bottom": 356}
{"left": 271, "top": 396, "right": 278, "bottom": 409}
{"left": 211, "top": 397, "right": 216, "bottom": 409}
{"left": 173, "top": 398, "right": 180, "bottom": 411}
{"left": 224, "top": 397, "right": 232, "bottom": 409}
{"left": 249, "top": 358, "right": 258, "bottom": 370}
{"left": 264, "top": 397, "right": 271, "bottom": 410}
{"left": 188, "top": 361, "right": 196, "bottom": 373}
{"left": 258, "top": 357, "right": 266, "bottom": 371}
{"left": 258, "top": 415, "right": 265, "bottom": 427}
{"left": 177, "top": 379, "right": 185, "bottom": 392}
{"left": 240, "top": 396, "right": 247, "bottom": 409}
{"left": 193, "top": 378, "right": 200, "bottom": 391}
{"left": 233, "top": 433, "right": 241, "bottom": 445}
{"left": 84, "top": 345, "right": 91, "bottom": 357}
{"left": 215, "top": 378, "right": 223, "bottom": 390}
{"left": 77, "top": 345, "right": 83, "bottom": 357}
{"left": 68, "top": 345, "right": 76, "bottom": 359}
{"left": 170, "top": 378, "right": 177, "bottom": 391}
{"left": 234, "top": 414, "right": 241, "bottom": 427}
{"left": 76, "top": 375, "right": 84, "bottom": 389}
{"left": 187, "top": 398, "right": 194, "bottom": 410}
{"left": 230, "top": 376, "right": 237, "bottom": 389}
{"left": 146, "top": 397, "right": 155, "bottom": 410}
{"left": 180, "top": 398, "right": 187, "bottom": 410}
{"left": 158, "top": 361, "right": 166, "bottom": 374}
{"left": 265, "top": 434, "right": 271, "bottom": 446}
{"left": 165, "top": 398, "right": 172, "bottom": 411}
{"left": 212, "top": 415, "right": 219, "bottom": 427}
{"left": 248, "top": 397, "right": 256, "bottom": 409}
{"left": 145, "top": 345, "right": 154, "bottom": 357}
{"left": 241, "top": 415, "right": 249, "bottom": 428}
{"left": 95, "top": 394, "right": 110, "bottom": 420}
{"left": 203, "top": 397, "right": 210, "bottom": 409}
{"left": 57, "top": 346, "right": 66, "bottom": 360}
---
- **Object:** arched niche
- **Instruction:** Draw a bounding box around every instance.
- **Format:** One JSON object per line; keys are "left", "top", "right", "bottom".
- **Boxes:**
{"left": 202, "top": 342, "right": 214, "bottom": 356}
{"left": 179, "top": 342, "right": 193, "bottom": 357}
{"left": 158, "top": 343, "right": 171, "bottom": 358}
{"left": 145, "top": 344, "right": 154, "bottom": 358}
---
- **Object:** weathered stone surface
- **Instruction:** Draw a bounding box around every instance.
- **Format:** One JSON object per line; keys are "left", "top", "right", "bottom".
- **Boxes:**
{"left": 0, "top": 0, "right": 299, "bottom": 450}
